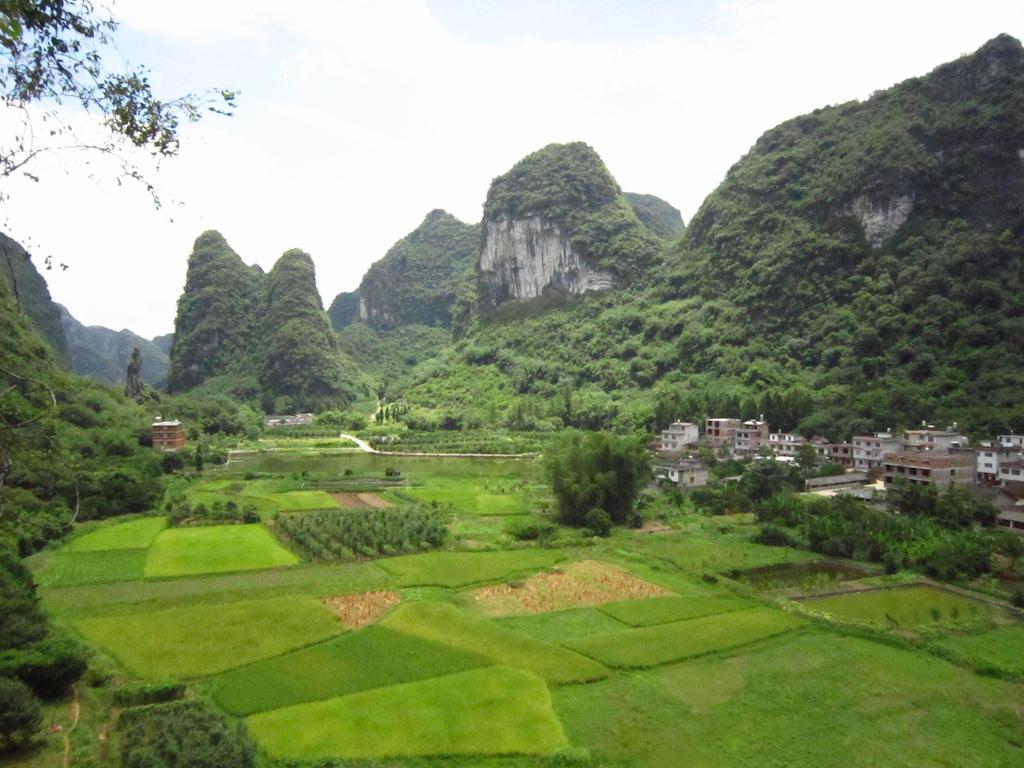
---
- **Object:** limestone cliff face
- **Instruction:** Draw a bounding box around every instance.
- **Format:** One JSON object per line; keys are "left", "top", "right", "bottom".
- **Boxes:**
{"left": 845, "top": 193, "right": 915, "bottom": 248}
{"left": 478, "top": 215, "right": 614, "bottom": 302}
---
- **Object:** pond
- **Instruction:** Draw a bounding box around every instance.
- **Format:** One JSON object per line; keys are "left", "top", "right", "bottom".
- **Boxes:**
{"left": 728, "top": 560, "right": 873, "bottom": 591}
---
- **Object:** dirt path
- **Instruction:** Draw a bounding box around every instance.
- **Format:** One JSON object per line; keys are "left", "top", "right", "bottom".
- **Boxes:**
{"left": 63, "top": 684, "right": 80, "bottom": 768}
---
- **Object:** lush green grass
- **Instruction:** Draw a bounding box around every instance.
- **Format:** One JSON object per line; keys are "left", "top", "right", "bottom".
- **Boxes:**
{"left": 144, "top": 524, "right": 299, "bottom": 578}
{"left": 247, "top": 666, "right": 568, "bottom": 760}
{"left": 269, "top": 490, "right": 340, "bottom": 511}
{"left": 68, "top": 516, "right": 167, "bottom": 551}
{"left": 35, "top": 549, "right": 148, "bottom": 588}
{"left": 74, "top": 595, "right": 342, "bottom": 678}
{"left": 188, "top": 490, "right": 281, "bottom": 517}
{"left": 381, "top": 602, "right": 606, "bottom": 683}
{"left": 598, "top": 595, "right": 757, "bottom": 627}
{"left": 404, "top": 485, "right": 529, "bottom": 516}
{"left": 566, "top": 607, "right": 806, "bottom": 669}
{"left": 211, "top": 624, "right": 490, "bottom": 715}
{"left": 931, "top": 622, "right": 1024, "bottom": 677}
{"left": 497, "top": 607, "right": 629, "bottom": 644}
{"left": 553, "top": 631, "right": 1024, "bottom": 766}
{"left": 378, "top": 549, "right": 563, "bottom": 587}
{"left": 40, "top": 561, "right": 392, "bottom": 620}
{"left": 804, "top": 586, "right": 1005, "bottom": 628}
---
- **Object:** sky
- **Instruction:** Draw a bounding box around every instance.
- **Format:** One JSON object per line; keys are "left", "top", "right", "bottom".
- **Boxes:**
{"left": 2, "top": 0, "right": 1023, "bottom": 337}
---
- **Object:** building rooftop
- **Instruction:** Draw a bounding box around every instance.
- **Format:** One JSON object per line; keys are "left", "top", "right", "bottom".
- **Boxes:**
{"left": 152, "top": 420, "right": 182, "bottom": 427}
{"left": 883, "top": 452, "right": 974, "bottom": 468}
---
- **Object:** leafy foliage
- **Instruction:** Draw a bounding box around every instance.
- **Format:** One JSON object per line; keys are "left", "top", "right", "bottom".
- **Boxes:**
{"left": 623, "top": 192, "right": 686, "bottom": 240}
{"left": 117, "top": 700, "right": 255, "bottom": 768}
{"left": 275, "top": 506, "right": 447, "bottom": 561}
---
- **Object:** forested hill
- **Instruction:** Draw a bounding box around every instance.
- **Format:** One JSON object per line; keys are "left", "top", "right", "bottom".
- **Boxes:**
{"left": 1, "top": 232, "right": 67, "bottom": 361}
{"left": 623, "top": 192, "right": 685, "bottom": 240}
{"left": 392, "top": 34, "right": 1024, "bottom": 438}
{"left": 59, "top": 306, "right": 169, "bottom": 387}
{"left": 167, "top": 231, "right": 363, "bottom": 412}
{"left": 329, "top": 210, "right": 479, "bottom": 331}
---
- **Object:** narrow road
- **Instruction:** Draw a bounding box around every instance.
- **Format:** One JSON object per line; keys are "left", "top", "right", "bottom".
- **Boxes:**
{"left": 338, "top": 433, "right": 377, "bottom": 453}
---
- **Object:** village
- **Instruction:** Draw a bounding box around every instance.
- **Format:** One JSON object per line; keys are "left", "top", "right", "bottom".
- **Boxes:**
{"left": 653, "top": 418, "right": 1024, "bottom": 534}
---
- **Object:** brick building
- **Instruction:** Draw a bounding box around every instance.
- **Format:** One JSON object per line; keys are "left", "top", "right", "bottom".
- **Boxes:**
{"left": 882, "top": 452, "right": 975, "bottom": 489}
{"left": 152, "top": 419, "right": 186, "bottom": 451}
{"left": 705, "top": 418, "right": 741, "bottom": 450}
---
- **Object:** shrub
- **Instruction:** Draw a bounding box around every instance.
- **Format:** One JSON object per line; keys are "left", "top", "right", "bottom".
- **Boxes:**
{"left": 753, "top": 524, "right": 798, "bottom": 548}
{"left": 117, "top": 699, "right": 255, "bottom": 768}
{"left": 0, "top": 676, "right": 41, "bottom": 754}
{"left": 507, "top": 519, "right": 558, "bottom": 541}
{"left": 1011, "top": 588, "right": 1024, "bottom": 609}
{"left": 112, "top": 680, "right": 186, "bottom": 707}
{"left": 585, "top": 508, "right": 612, "bottom": 537}
{"left": 0, "top": 632, "right": 88, "bottom": 699}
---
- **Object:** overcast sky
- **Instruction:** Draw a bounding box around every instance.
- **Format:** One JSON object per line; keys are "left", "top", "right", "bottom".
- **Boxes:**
{"left": 2, "top": 0, "right": 1023, "bottom": 337}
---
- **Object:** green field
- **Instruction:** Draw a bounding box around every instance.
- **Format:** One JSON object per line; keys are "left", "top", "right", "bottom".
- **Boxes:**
{"left": 566, "top": 607, "right": 806, "bottom": 669}
{"left": 554, "top": 631, "right": 1024, "bottom": 766}
{"left": 404, "top": 484, "right": 529, "bottom": 515}
{"left": 69, "top": 516, "right": 168, "bottom": 551}
{"left": 74, "top": 595, "right": 342, "bottom": 678}
{"left": 381, "top": 602, "right": 607, "bottom": 683}
{"left": 35, "top": 548, "right": 148, "bottom": 587}
{"left": 497, "top": 606, "right": 629, "bottom": 644}
{"left": 598, "top": 594, "right": 756, "bottom": 627}
{"left": 211, "top": 625, "right": 490, "bottom": 715}
{"left": 378, "top": 549, "right": 563, "bottom": 587}
{"left": 931, "top": 622, "right": 1024, "bottom": 676}
{"left": 803, "top": 586, "right": 1005, "bottom": 628}
{"left": 247, "top": 666, "right": 568, "bottom": 760}
{"left": 269, "top": 490, "right": 340, "bottom": 511}
{"left": 144, "top": 524, "right": 299, "bottom": 578}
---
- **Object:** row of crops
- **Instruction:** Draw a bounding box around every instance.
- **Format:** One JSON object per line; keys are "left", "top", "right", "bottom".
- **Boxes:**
{"left": 275, "top": 506, "right": 447, "bottom": 562}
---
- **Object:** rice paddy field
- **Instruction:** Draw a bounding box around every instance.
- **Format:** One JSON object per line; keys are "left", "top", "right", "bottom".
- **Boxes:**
{"left": 29, "top": 448, "right": 1024, "bottom": 767}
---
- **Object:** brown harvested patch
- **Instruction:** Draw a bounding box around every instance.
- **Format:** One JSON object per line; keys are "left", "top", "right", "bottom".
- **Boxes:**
{"left": 639, "top": 520, "right": 673, "bottom": 534}
{"left": 472, "top": 559, "right": 671, "bottom": 616}
{"left": 323, "top": 591, "right": 401, "bottom": 628}
{"left": 329, "top": 492, "right": 393, "bottom": 509}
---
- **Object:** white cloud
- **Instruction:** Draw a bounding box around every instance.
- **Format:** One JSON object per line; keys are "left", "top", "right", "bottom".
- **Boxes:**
{"left": 3, "top": 0, "right": 1023, "bottom": 337}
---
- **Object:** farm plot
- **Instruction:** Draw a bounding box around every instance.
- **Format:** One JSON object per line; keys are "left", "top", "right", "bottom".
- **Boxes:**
{"left": 247, "top": 666, "right": 568, "bottom": 761}
{"left": 803, "top": 585, "right": 1005, "bottom": 628}
{"left": 498, "top": 607, "right": 629, "bottom": 644}
{"left": 599, "top": 594, "right": 757, "bottom": 627}
{"left": 472, "top": 560, "right": 671, "bottom": 616}
{"left": 931, "top": 622, "right": 1024, "bottom": 677}
{"left": 403, "top": 481, "right": 531, "bottom": 516}
{"left": 74, "top": 595, "right": 342, "bottom": 679}
{"left": 274, "top": 507, "right": 446, "bottom": 562}
{"left": 35, "top": 548, "right": 148, "bottom": 588}
{"left": 378, "top": 549, "right": 563, "bottom": 588}
{"left": 68, "top": 516, "right": 167, "bottom": 551}
{"left": 381, "top": 601, "right": 607, "bottom": 683}
{"left": 330, "top": 492, "right": 393, "bottom": 508}
{"left": 211, "top": 624, "right": 489, "bottom": 715}
{"left": 566, "top": 607, "right": 806, "bottom": 669}
{"left": 144, "top": 524, "right": 298, "bottom": 578}
{"left": 553, "top": 631, "right": 1024, "bottom": 767}
{"left": 269, "top": 490, "right": 340, "bottom": 511}
{"left": 322, "top": 590, "right": 400, "bottom": 628}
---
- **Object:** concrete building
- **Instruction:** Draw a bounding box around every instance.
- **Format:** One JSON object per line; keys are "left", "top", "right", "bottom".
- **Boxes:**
{"left": 902, "top": 426, "right": 970, "bottom": 452}
{"left": 653, "top": 459, "right": 710, "bottom": 489}
{"left": 152, "top": 420, "right": 186, "bottom": 451}
{"left": 768, "top": 432, "right": 806, "bottom": 460}
{"left": 976, "top": 442, "right": 1024, "bottom": 484}
{"left": 826, "top": 443, "right": 855, "bottom": 469}
{"left": 705, "top": 418, "right": 741, "bottom": 449}
{"left": 264, "top": 413, "right": 315, "bottom": 427}
{"left": 852, "top": 432, "right": 902, "bottom": 471}
{"left": 998, "top": 459, "right": 1024, "bottom": 485}
{"left": 998, "top": 435, "right": 1024, "bottom": 449}
{"left": 660, "top": 421, "right": 699, "bottom": 452}
{"left": 882, "top": 452, "right": 976, "bottom": 489}
{"left": 994, "top": 485, "right": 1024, "bottom": 533}
{"left": 734, "top": 419, "right": 770, "bottom": 457}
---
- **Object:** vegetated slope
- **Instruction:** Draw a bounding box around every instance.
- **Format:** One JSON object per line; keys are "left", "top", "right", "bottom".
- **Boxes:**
{"left": 167, "top": 231, "right": 363, "bottom": 411}
{"left": 623, "top": 192, "right": 685, "bottom": 240}
{"left": 400, "top": 35, "right": 1024, "bottom": 438}
{"left": 59, "top": 305, "right": 169, "bottom": 387}
{"left": 0, "top": 231, "right": 67, "bottom": 360}
{"left": 334, "top": 210, "right": 480, "bottom": 331}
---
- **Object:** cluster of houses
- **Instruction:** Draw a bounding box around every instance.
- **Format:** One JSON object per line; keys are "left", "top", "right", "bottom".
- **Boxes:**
{"left": 653, "top": 418, "right": 1024, "bottom": 534}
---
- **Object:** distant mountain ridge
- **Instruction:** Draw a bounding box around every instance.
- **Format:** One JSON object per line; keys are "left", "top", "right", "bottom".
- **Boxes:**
{"left": 58, "top": 306, "right": 169, "bottom": 387}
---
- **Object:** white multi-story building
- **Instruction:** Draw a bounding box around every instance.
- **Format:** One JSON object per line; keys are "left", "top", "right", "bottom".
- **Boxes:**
{"left": 768, "top": 432, "right": 806, "bottom": 459}
{"left": 977, "top": 442, "right": 1024, "bottom": 484}
{"left": 902, "top": 426, "right": 969, "bottom": 452}
{"left": 998, "top": 435, "right": 1024, "bottom": 449}
{"left": 659, "top": 421, "right": 699, "bottom": 452}
{"left": 852, "top": 431, "right": 902, "bottom": 471}
{"left": 998, "top": 459, "right": 1024, "bottom": 486}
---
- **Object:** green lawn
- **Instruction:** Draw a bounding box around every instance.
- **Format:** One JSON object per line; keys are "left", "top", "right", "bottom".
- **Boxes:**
{"left": 931, "top": 622, "right": 1024, "bottom": 676}
{"left": 566, "top": 607, "right": 806, "bottom": 669}
{"left": 144, "top": 524, "right": 298, "bottom": 578}
{"left": 74, "top": 595, "right": 342, "bottom": 678}
{"left": 404, "top": 485, "right": 528, "bottom": 515}
{"left": 35, "top": 549, "right": 148, "bottom": 588}
{"left": 68, "top": 516, "right": 167, "bottom": 551}
{"left": 378, "top": 549, "right": 563, "bottom": 587}
{"left": 269, "top": 490, "right": 340, "bottom": 512}
{"left": 188, "top": 490, "right": 281, "bottom": 517}
{"left": 804, "top": 586, "right": 1005, "bottom": 628}
{"left": 554, "top": 631, "right": 1024, "bottom": 766}
{"left": 381, "top": 602, "right": 607, "bottom": 684}
{"left": 247, "top": 666, "right": 568, "bottom": 760}
{"left": 211, "top": 624, "right": 490, "bottom": 715}
{"left": 497, "top": 607, "right": 629, "bottom": 644}
{"left": 598, "top": 594, "right": 757, "bottom": 627}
